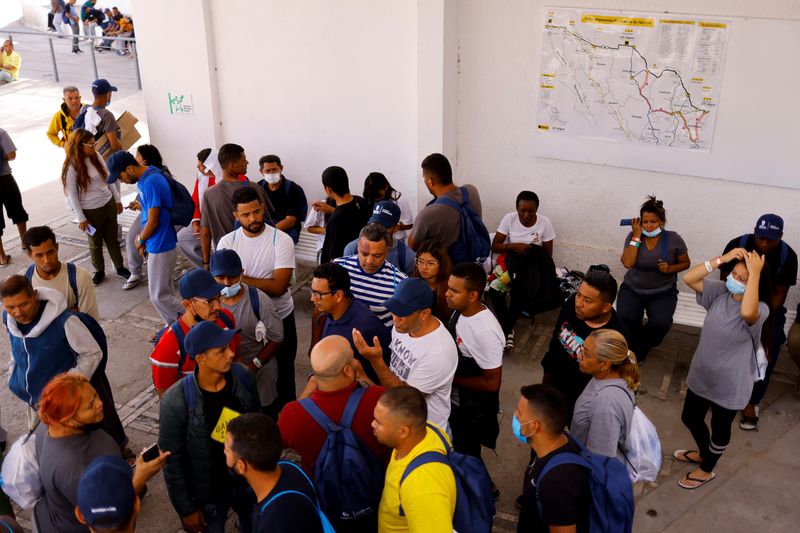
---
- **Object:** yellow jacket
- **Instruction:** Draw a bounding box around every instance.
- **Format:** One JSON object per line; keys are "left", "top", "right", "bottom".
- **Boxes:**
{"left": 46, "top": 103, "right": 85, "bottom": 148}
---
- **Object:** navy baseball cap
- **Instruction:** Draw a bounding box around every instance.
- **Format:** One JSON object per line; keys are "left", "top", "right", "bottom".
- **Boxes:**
{"left": 91, "top": 78, "right": 118, "bottom": 95}
{"left": 106, "top": 151, "right": 138, "bottom": 184}
{"left": 368, "top": 201, "right": 401, "bottom": 228}
{"left": 754, "top": 214, "right": 784, "bottom": 240}
{"left": 77, "top": 455, "right": 136, "bottom": 529}
{"left": 185, "top": 321, "right": 237, "bottom": 360}
{"left": 210, "top": 249, "right": 243, "bottom": 277}
{"left": 383, "top": 277, "right": 435, "bottom": 317}
{"left": 179, "top": 268, "right": 225, "bottom": 299}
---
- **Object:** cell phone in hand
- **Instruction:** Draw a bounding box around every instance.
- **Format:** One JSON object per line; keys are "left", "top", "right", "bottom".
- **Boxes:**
{"left": 620, "top": 218, "right": 633, "bottom": 226}
{"left": 142, "top": 443, "right": 160, "bottom": 462}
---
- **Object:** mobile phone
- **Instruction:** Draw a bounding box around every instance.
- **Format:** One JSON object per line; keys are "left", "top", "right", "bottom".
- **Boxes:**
{"left": 619, "top": 218, "right": 633, "bottom": 226}
{"left": 142, "top": 443, "right": 160, "bottom": 462}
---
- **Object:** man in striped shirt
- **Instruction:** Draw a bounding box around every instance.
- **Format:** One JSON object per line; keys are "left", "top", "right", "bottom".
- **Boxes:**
{"left": 333, "top": 224, "right": 407, "bottom": 328}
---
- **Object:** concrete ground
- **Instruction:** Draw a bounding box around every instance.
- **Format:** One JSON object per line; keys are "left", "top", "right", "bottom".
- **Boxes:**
{"left": 2, "top": 20, "right": 800, "bottom": 533}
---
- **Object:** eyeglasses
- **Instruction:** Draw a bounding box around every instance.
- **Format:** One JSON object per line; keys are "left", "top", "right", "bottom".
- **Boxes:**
{"left": 81, "top": 142, "right": 95, "bottom": 148}
{"left": 192, "top": 295, "right": 221, "bottom": 305}
{"left": 577, "top": 344, "right": 595, "bottom": 359}
{"left": 310, "top": 289, "right": 334, "bottom": 299}
{"left": 415, "top": 258, "right": 439, "bottom": 267}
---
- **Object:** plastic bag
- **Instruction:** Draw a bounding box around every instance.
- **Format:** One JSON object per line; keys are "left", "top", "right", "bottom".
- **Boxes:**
{"left": 622, "top": 406, "right": 661, "bottom": 483}
{"left": 753, "top": 345, "right": 768, "bottom": 381}
{"left": 0, "top": 430, "right": 42, "bottom": 509}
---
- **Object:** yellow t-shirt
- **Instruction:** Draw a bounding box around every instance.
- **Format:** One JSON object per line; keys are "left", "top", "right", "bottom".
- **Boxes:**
{"left": 1, "top": 51, "right": 21, "bottom": 80}
{"left": 378, "top": 425, "right": 457, "bottom": 533}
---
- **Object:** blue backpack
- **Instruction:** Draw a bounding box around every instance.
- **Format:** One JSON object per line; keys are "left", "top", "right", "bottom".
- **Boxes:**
{"left": 535, "top": 437, "right": 634, "bottom": 533}
{"left": 298, "top": 386, "right": 384, "bottom": 524}
{"left": 181, "top": 363, "right": 254, "bottom": 427}
{"left": 399, "top": 423, "right": 495, "bottom": 533}
{"left": 157, "top": 170, "right": 195, "bottom": 228}
{"left": 433, "top": 187, "right": 491, "bottom": 264}
{"left": 259, "top": 460, "right": 336, "bottom": 533}
{"left": 152, "top": 312, "right": 235, "bottom": 376}
{"left": 25, "top": 263, "right": 78, "bottom": 308}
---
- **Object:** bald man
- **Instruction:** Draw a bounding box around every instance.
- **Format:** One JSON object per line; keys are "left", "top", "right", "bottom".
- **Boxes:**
{"left": 277, "top": 335, "right": 390, "bottom": 474}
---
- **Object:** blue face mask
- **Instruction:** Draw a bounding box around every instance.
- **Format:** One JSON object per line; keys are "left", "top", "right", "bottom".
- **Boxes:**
{"left": 221, "top": 282, "right": 242, "bottom": 298}
{"left": 642, "top": 227, "right": 662, "bottom": 238}
{"left": 726, "top": 274, "right": 747, "bottom": 295}
{"left": 512, "top": 415, "right": 533, "bottom": 444}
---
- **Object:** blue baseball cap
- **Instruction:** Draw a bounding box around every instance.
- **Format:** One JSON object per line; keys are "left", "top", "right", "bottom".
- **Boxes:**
{"left": 105, "top": 150, "right": 138, "bottom": 184}
{"left": 382, "top": 277, "right": 435, "bottom": 317}
{"left": 77, "top": 455, "right": 136, "bottom": 529}
{"left": 179, "top": 268, "right": 225, "bottom": 299}
{"left": 754, "top": 214, "right": 784, "bottom": 241}
{"left": 368, "top": 201, "right": 401, "bottom": 228}
{"left": 185, "top": 321, "right": 238, "bottom": 360}
{"left": 210, "top": 249, "right": 243, "bottom": 277}
{"left": 91, "top": 78, "right": 118, "bottom": 95}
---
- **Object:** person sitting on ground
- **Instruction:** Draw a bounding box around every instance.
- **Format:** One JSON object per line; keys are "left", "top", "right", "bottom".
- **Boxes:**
{"left": 46, "top": 85, "right": 86, "bottom": 149}
{"left": 515, "top": 384, "right": 591, "bottom": 532}
{"left": 150, "top": 268, "right": 241, "bottom": 398}
{"left": 258, "top": 154, "right": 307, "bottom": 243}
{"left": 0, "top": 40, "right": 21, "bottom": 84}
{"left": 540, "top": 267, "right": 631, "bottom": 424}
{"left": 316, "top": 166, "right": 370, "bottom": 263}
{"left": 225, "top": 413, "right": 325, "bottom": 533}
{"left": 177, "top": 148, "right": 217, "bottom": 268}
{"left": 23, "top": 225, "right": 99, "bottom": 319}
{"left": 411, "top": 239, "right": 452, "bottom": 322}
{"left": 353, "top": 277, "right": 458, "bottom": 433}
{"left": 334, "top": 223, "right": 408, "bottom": 328}
{"left": 571, "top": 329, "right": 639, "bottom": 460}
{"left": 343, "top": 201, "right": 416, "bottom": 275}
{"left": 618, "top": 195, "right": 690, "bottom": 364}
{"left": 211, "top": 248, "right": 284, "bottom": 417}
{"left": 372, "top": 386, "right": 456, "bottom": 533}
{"left": 159, "top": 321, "right": 260, "bottom": 533}
{"left": 362, "top": 172, "right": 415, "bottom": 240}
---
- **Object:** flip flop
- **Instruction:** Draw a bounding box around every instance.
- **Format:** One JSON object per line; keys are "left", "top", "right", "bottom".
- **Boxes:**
{"left": 0, "top": 255, "right": 10, "bottom": 267}
{"left": 678, "top": 471, "right": 716, "bottom": 489}
{"left": 673, "top": 449, "right": 702, "bottom": 464}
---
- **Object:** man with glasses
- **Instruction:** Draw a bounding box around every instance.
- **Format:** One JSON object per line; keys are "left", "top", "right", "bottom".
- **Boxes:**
{"left": 308, "top": 262, "right": 391, "bottom": 383}
{"left": 334, "top": 223, "right": 407, "bottom": 328}
{"left": 150, "top": 269, "right": 240, "bottom": 398}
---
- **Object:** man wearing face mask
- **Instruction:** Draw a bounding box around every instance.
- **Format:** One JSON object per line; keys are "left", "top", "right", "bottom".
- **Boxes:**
{"left": 211, "top": 248, "right": 285, "bottom": 417}
{"left": 514, "top": 384, "right": 591, "bottom": 533}
{"left": 719, "top": 214, "right": 798, "bottom": 431}
{"left": 258, "top": 154, "right": 307, "bottom": 244}
{"left": 149, "top": 268, "right": 241, "bottom": 398}
{"left": 74, "top": 78, "right": 122, "bottom": 156}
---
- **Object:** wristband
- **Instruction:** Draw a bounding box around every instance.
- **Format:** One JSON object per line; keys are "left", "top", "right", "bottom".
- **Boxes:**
{"left": 631, "top": 236, "right": 642, "bottom": 243}
{"left": 714, "top": 256, "right": 722, "bottom": 266}
{"left": 136, "top": 235, "right": 144, "bottom": 246}
{"left": 251, "top": 358, "right": 263, "bottom": 369}
{"left": 704, "top": 261, "right": 713, "bottom": 273}
{"left": 629, "top": 240, "right": 640, "bottom": 248}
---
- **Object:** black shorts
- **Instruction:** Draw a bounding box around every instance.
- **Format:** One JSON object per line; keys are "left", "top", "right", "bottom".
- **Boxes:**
{"left": 0, "top": 174, "right": 29, "bottom": 236}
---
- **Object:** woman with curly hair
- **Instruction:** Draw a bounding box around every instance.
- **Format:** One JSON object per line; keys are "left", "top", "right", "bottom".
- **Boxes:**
{"left": 412, "top": 239, "right": 452, "bottom": 322}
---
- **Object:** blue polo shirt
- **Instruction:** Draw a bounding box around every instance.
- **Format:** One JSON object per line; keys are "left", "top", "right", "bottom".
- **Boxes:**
{"left": 321, "top": 298, "right": 392, "bottom": 383}
{"left": 138, "top": 167, "right": 176, "bottom": 254}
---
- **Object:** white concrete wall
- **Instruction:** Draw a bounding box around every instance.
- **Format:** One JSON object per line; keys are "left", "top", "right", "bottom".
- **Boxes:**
{"left": 455, "top": 0, "right": 800, "bottom": 302}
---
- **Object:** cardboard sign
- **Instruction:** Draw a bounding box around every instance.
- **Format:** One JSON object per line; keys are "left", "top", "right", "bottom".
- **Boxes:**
{"left": 94, "top": 111, "right": 141, "bottom": 160}
{"left": 210, "top": 406, "right": 241, "bottom": 444}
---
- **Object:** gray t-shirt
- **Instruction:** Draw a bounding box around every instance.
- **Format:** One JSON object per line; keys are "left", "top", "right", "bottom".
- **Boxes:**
{"left": 222, "top": 285, "right": 284, "bottom": 406}
{"left": 34, "top": 427, "right": 119, "bottom": 533}
{"left": 95, "top": 108, "right": 119, "bottom": 138}
{"left": 570, "top": 378, "right": 634, "bottom": 461}
{"left": 687, "top": 280, "right": 769, "bottom": 410}
{"left": 0, "top": 128, "right": 16, "bottom": 176}
{"left": 410, "top": 184, "right": 482, "bottom": 248}
{"left": 200, "top": 180, "right": 272, "bottom": 246}
{"left": 622, "top": 230, "right": 687, "bottom": 294}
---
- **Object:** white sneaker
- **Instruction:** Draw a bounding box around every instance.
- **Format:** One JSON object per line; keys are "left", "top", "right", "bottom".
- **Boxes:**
{"left": 122, "top": 274, "right": 142, "bottom": 290}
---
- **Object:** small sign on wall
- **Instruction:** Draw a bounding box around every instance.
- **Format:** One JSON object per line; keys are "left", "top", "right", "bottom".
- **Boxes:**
{"left": 168, "top": 92, "right": 194, "bottom": 115}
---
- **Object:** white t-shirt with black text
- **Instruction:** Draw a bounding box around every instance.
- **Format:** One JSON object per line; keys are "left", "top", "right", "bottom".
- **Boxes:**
{"left": 496, "top": 212, "right": 556, "bottom": 246}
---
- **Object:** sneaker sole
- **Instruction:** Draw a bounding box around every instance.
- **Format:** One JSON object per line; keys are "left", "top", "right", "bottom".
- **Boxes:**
{"left": 122, "top": 281, "right": 139, "bottom": 290}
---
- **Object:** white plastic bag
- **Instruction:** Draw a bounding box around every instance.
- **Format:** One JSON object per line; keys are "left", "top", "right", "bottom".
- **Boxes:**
{"left": 1, "top": 430, "right": 42, "bottom": 509}
{"left": 622, "top": 406, "right": 661, "bottom": 483}
{"left": 753, "top": 345, "right": 768, "bottom": 381}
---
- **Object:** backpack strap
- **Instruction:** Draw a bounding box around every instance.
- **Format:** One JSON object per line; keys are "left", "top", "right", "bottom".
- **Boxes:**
{"left": 459, "top": 186, "right": 469, "bottom": 204}
{"left": 398, "top": 450, "right": 449, "bottom": 516}
{"left": 182, "top": 373, "right": 199, "bottom": 426}
{"left": 397, "top": 241, "right": 407, "bottom": 273}
{"left": 248, "top": 286, "right": 261, "bottom": 321}
{"left": 260, "top": 490, "right": 316, "bottom": 514}
{"left": 66, "top": 262, "right": 79, "bottom": 305}
{"left": 24, "top": 264, "right": 34, "bottom": 282}
{"left": 659, "top": 231, "right": 669, "bottom": 260}
{"left": 434, "top": 195, "right": 461, "bottom": 212}
{"left": 170, "top": 321, "right": 187, "bottom": 372}
{"left": 298, "top": 397, "right": 339, "bottom": 434}
{"left": 778, "top": 241, "right": 789, "bottom": 277}
{"left": 339, "top": 385, "right": 367, "bottom": 428}
{"left": 425, "top": 422, "right": 453, "bottom": 455}
{"left": 218, "top": 311, "right": 235, "bottom": 330}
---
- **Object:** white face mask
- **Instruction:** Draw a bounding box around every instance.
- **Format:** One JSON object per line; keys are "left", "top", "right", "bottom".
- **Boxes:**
{"left": 262, "top": 172, "right": 281, "bottom": 185}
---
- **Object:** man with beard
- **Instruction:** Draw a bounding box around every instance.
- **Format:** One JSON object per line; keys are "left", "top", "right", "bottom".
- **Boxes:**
{"left": 217, "top": 186, "right": 297, "bottom": 410}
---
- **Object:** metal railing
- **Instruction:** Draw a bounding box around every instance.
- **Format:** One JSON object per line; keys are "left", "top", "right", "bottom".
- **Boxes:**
{"left": 4, "top": 28, "right": 141, "bottom": 89}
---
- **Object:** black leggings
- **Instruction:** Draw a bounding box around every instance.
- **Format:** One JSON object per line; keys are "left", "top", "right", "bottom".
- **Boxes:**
{"left": 681, "top": 388, "right": 738, "bottom": 473}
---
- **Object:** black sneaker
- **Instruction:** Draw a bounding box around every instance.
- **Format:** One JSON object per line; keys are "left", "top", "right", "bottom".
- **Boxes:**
{"left": 92, "top": 272, "right": 105, "bottom": 286}
{"left": 116, "top": 267, "right": 131, "bottom": 280}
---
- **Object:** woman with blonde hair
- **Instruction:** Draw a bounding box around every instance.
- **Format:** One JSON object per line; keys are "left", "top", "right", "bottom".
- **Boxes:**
{"left": 570, "top": 328, "right": 640, "bottom": 460}
{"left": 61, "top": 128, "right": 129, "bottom": 286}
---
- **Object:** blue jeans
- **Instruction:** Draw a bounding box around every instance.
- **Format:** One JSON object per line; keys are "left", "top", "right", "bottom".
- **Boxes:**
{"left": 203, "top": 481, "right": 254, "bottom": 533}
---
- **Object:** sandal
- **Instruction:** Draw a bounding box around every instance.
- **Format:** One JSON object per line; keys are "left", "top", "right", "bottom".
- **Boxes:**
{"left": 678, "top": 471, "right": 716, "bottom": 489}
{"left": 673, "top": 449, "right": 702, "bottom": 464}
{"left": 0, "top": 255, "right": 10, "bottom": 268}
{"left": 739, "top": 406, "right": 760, "bottom": 431}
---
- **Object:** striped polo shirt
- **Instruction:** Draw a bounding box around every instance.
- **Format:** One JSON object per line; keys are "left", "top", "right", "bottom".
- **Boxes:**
{"left": 333, "top": 255, "right": 407, "bottom": 328}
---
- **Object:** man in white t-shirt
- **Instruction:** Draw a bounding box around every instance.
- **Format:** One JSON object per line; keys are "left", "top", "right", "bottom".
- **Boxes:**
{"left": 216, "top": 186, "right": 298, "bottom": 410}
{"left": 445, "top": 262, "right": 503, "bottom": 493}
{"left": 353, "top": 277, "right": 457, "bottom": 432}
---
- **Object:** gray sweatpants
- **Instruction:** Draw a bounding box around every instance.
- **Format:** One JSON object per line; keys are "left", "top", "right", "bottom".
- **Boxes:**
{"left": 127, "top": 213, "right": 144, "bottom": 277}
{"left": 176, "top": 225, "right": 203, "bottom": 268}
{"left": 147, "top": 248, "right": 183, "bottom": 324}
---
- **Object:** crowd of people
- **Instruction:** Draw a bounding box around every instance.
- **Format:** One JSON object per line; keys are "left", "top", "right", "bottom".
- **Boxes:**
{"left": 47, "top": 1, "right": 135, "bottom": 56}
{"left": 0, "top": 76, "right": 799, "bottom": 532}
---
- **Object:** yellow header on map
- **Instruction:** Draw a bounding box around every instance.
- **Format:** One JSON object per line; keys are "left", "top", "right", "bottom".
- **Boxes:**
{"left": 582, "top": 15, "right": 654, "bottom": 27}
{"left": 699, "top": 22, "right": 727, "bottom": 28}
{"left": 661, "top": 20, "right": 695, "bottom": 25}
